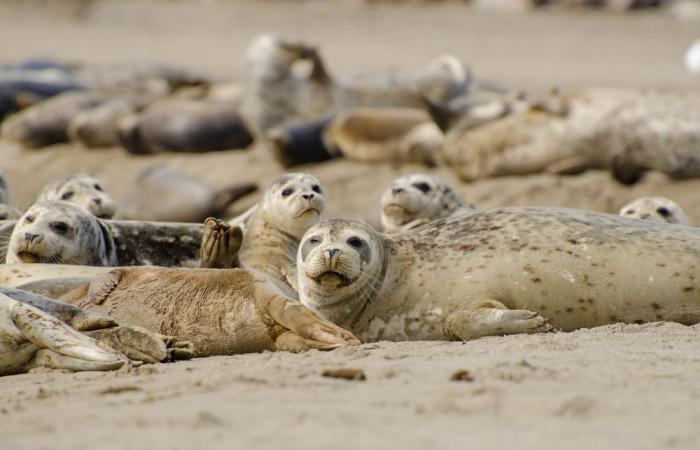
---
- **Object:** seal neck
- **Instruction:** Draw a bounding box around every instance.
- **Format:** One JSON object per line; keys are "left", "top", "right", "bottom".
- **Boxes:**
{"left": 238, "top": 213, "right": 300, "bottom": 278}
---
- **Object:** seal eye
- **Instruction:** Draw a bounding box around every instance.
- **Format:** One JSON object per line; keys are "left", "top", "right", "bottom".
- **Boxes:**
{"left": 413, "top": 182, "right": 431, "bottom": 193}
{"left": 657, "top": 207, "right": 671, "bottom": 218}
{"left": 309, "top": 236, "right": 321, "bottom": 244}
{"left": 61, "top": 191, "right": 74, "bottom": 200}
{"left": 25, "top": 215, "right": 35, "bottom": 224}
{"left": 94, "top": 183, "right": 103, "bottom": 192}
{"left": 50, "top": 221, "right": 70, "bottom": 236}
{"left": 625, "top": 209, "right": 636, "bottom": 215}
{"left": 347, "top": 237, "right": 363, "bottom": 248}
{"left": 281, "top": 188, "right": 294, "bottom": 197}
{"left": 312, "top": 184, "right": 322, "bottom": 194}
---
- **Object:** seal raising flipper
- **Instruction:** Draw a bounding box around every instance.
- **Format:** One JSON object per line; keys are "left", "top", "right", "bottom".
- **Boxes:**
{"left": 199, "top": 218, "right": 243, "bottom": 269}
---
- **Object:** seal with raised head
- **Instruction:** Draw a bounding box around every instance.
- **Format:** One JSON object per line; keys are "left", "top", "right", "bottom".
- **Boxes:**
{"left": 2, "top": 201, "right": 204, "bottom": 267}
{"left": 380, "top": 174, "right": 474, "bottom": 233}
{"left": 36, "top": 173, "right": 117, "bottom": 219}
{"left": 119, "top": 166, "right": 257, "bottom": 223}
{"left": 619, "top": 197, "right": 690, "bottom": 225}
{"left": 297, "top": 208, "right": 700, "bottom": 342}
{"left": 60, "top": 266, "right": 359, "bottom": 356}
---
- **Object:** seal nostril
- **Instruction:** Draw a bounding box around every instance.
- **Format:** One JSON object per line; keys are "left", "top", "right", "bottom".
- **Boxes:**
{"left": 93, "top": 198, "right": 102, "bottom": 206}
{"left": 392, "top": 187, "right": 404, "bottom": 195}
{"left": 24, "top": 232, "right": 38, "bottom": 243}
{"left": 302, "top": 193, "right": 314, "bottom": 200}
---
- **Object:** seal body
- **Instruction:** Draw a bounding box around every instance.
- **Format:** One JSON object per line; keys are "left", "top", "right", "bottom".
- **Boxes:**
{"left": 298, "top": 209, "right": 700, "bottom": 342}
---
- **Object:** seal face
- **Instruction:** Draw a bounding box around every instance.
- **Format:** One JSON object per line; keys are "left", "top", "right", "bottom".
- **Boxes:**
{"left": 619, "top": 196, "right": 689, "bottom": 225}
{"left": 380, "top": 174, "right": 474, "bottom": 233}
{"left": 7, "top": 201, "right": 116, "bottom": 266}
{"left": 37, "top": 174, "right": 116, "bottom": 219}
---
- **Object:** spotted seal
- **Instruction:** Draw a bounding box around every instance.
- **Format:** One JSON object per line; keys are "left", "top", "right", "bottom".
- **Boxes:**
{"left": 619, "top": 197, "right": 690, "bottom": 225}
{"left": 36, "top": 174, "right": 117, "bottom": 219}
{"left": 297, "top": 208, "right": 700, "bottom": 342}
{"left": 380, "top": 174, "right": 474, "bottom": 233}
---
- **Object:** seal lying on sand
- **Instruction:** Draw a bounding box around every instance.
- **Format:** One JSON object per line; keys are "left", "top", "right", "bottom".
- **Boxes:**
{"left": 380, "top": 174, "right": 474, "bottom": 233}
{"left": 36, "top": 173, "right": 117, "bottom": 219}
{"left": 243, "top": 34, "right": 468, "bottom": 134}
{"left": 266, "top": 116, "right": 337, "bottom": 168}
{"left": 117, "top": 99, "right": 254, "bottom": 154}
{"left": 297, "top": 208, "right": 700, "bottom": 342}
{"left": 619, "top": 197, "right": 689, "bottom": 225}
{"left": 2, "top": 201, "right": 204, "bottom": 267}
{"left": 60, "top": 267, "right": 359, "bottom": 356}
{"left": 119, "top": 166, "right": 257, "bottom": 222}
{"left": 201, "top": 173, "right": 325, "bottom": 296}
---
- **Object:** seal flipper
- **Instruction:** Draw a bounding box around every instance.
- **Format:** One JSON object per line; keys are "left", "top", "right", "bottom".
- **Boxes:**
{"left": 88, "top": 270, "right": 122, "bottom": 305}
{"left": 29, "top": 348, "right": 125, "bottom": 372}
{"left": 274, "top": 330, "right": 342, "bottom": 352}
{"left": 266, "top": 294, "right": 360, "bottom": 348}
{"left": 444, "top": 299, "right": 552, "bottom": 341}
{"left": 199, "top": 218, "right": 243, "bottom": 269}
{"left": 10, "top": 300, "right": 124, "bottom": 366}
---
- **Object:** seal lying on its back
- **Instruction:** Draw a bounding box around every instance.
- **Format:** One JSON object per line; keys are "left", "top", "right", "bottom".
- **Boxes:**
{"left": 380, "top": 174, "right": 474, "bottom": 233}
{"left": 297, "top": 208, "right": 700, "bottom": 342}
{"left": 619, "top": 197, "right": 689, "bottom": 225}
{"left": 60, "top": 267, "right": 359, "bottom": 356}
{"left": 36, "top": 173, "right": 117, "bottom": 219}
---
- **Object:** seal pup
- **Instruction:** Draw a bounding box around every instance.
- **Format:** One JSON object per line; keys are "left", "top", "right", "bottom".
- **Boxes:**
{"left": 119, "top": 166, "right": 257, "bottom": 222}
{"left": 323, "top": 107, "right": 443, "bottom": 166}
{"left": 0, "top": 91, "right": 112, "bottom": 148}
{"left": 3, "top": 202, "right": 204, "bottom": 267}
{"left": 380, "top": 174, "right": 474, "bottom": 233}
{"left": 619, "top": 197, "right": 690, "bottom": 225}
{"left": 116, "top": 99, "right": 254, "bottom": 154}
{"left": 297, "top": 208, "right": 700, "bottom": 342}
{"left": 36, "top": 174, "right": 117, "bottom": 219}
{"left": 60, "top": 266, "right": 359, "bottom": 356}
{"left": 7, "top": 201, "right": 117, "bottom": 266}
{"left": 234, "top": 173, "right": 325, "bottom": 295}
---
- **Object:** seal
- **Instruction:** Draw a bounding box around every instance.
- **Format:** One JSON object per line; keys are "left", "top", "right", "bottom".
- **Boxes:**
{"left": 0, "top": 169, "right": 11, "bottom": 205}
{"left": 266, "top": 116, "right": 338, "bottom": 168}
{"left": 619, "top": 197, "right": 690, "bottom": 225}
{"left": 234, "top": 173, "right": 325, "bottom": 295}
{"left": 59, "top": 266, "right": 359, "bottom": 356}
{"left": 116, "top": 99, "right": 254, "bottom": 154}
{"left": 297, "top": 208, "right": 700, "bottom": 342}
{"left": 119, "top": 166, "right": 257, "bottom": 223}
{"left": 7, "top": 201, "right": 117, "bottom": 266}
{"left": 36, "top": 173, "right": 117, "bottom": 219}
{"left": 380, "top": 174, "right": 474, "bottom": 233}
{"left": 0, "top": 287, "right": 193, "bottom": 375}
{"left": 323, "top": 107, "right": 443, "bottom": 166}
{"left": 0, "top": 204, "right": 21, "bottom": 221}
{"left": 2, "top": 202, "right": 204, "bottom": 267}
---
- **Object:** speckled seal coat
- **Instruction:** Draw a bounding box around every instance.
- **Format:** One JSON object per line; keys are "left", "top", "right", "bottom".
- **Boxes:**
{"left": 298, "top": 207, "right": 700, "bottom": 342}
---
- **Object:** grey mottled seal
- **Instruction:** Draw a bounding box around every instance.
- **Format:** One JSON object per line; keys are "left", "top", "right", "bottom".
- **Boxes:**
{"left": 619, "top": 197, "right": 689, "bottom": 225}
{"left": 380, "top": 174, "right": 474, "bottom": 233}
{"left": 297, "top": 208, "right": 700, "bottom": 342}
{"left": 36, "top": 173, "right": 117, "bottom": 219}
{"left": 60, "top": 266, "right": 359, "bottom": 356}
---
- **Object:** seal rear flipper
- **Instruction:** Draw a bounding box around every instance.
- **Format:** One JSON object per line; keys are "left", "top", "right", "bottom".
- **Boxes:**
{"left": 28, "top": 348, "right": 125, "bottom": 372}
{"left": 10, "top": 300, "right": 124, "bottom": 364}
{"left": 199, "top": 218, "right": 242, "bottom": 269}
{"left": 266, "top": 295, "right": 360, "bottom": 346}
{"left": 86, "top": 326, "right": 170, "bottom": 364}
{"left": 444, "top": 299, "right": 552, "bottom": 341}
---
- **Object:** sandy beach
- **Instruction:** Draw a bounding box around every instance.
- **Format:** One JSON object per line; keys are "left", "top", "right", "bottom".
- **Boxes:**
{"left": 1, "top": 1, "right": 699, "bottom": 448}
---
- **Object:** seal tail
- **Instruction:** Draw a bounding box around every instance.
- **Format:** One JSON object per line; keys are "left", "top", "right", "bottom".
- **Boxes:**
{"left": 211, "top": 182, "right": 258, "bottom": 217}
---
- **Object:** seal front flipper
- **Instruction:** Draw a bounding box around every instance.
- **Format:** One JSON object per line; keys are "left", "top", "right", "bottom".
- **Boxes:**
{"left": 11, "top": 300, "right": 125, "bottom": 369}
{"left": 444, "top": 299, "right": 552, "bottom": 341}
{"left": 199, "top": 218, "right": 242, "bottom": 269}
{"left": 265, "top": 294, "right": 360, "bottom": 350}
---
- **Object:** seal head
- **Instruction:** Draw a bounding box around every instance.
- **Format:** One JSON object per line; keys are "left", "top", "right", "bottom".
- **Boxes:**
{"left": 37, "top": 174, "right": 116, "bottom": 219}
{"left": 619, "top": 196, "right": 689, "bottom": 225}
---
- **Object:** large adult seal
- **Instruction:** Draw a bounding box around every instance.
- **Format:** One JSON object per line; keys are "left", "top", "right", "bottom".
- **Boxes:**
{"left": 619, "top": 197, "right": 690, "bottom": 225}
{"left": 60, "top": 266, "right": 359, "bottom": 356}
{"left": 2, "top": 201, "right": 204, "bottom": 267}
{"left": 380, "top": 174, "right": 474, "bottom": 233}
{"left": 297, "top": 208, "right": 700, "bottom": 342}
{"left": 36, "top": 173, "right": 117, "bottom": 219}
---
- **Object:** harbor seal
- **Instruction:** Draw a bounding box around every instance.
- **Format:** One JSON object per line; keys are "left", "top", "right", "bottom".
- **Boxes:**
{"left": 7, "top": 201, "right": 117, "bottom": 266}
{"left": 266, "top": 116, "right": 337, "bottom": 168}
{"left": 380, "top": 174, "right": 474, "bottom": 233}
{"left": 116, "top": 99, "right": 254, "bottom": 154}
{"left": 2, "top": 202, "right": 204, "bottom": 267}
{"left": 0, "top": 204, "right": 21, "bottom": 220}
{"left": 60, "top": 266, "right": 359, "bottom": 356}
{"left": 36, "top": 173, "right": 117, "bottom": 219}
{"left": 619, "top": 197, "right": 690, "bottom": 225}
{"left": 119, "top": 166, "right": 257, "bottom": 222}
{"left": 235, "top": 173, "right": 325, "bottom": 294}
{"left": 297, "top": 208, "right": 700, "bottom": 342}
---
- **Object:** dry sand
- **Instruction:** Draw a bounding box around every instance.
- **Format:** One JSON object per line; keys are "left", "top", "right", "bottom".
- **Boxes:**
{"left": 1, "top": 1, "right": 700, "bottom": 449}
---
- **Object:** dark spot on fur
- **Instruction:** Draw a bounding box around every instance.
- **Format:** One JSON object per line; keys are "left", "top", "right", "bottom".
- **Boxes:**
{"left": 531, "top": 277, "right": 542, "bottom": 283}
{"left": 609, "top": 315, "right": 618, "bottom": 321}
{"left": 651, "top": 303, "right": 661, "bottom": 310}
{"left": 656, "top": 263, "right": 667, "bottom": 268}
{"left": 683, "top": 287, "right": 694, "bottom": 292}
{"left": 566, "top": 307, "right": 573, "bottom": 313}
